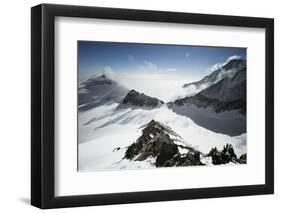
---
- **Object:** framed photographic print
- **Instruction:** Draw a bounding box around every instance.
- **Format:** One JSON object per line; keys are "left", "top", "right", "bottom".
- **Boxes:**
{"left": 31, "top": 4, "right": 274, "bottom": 209}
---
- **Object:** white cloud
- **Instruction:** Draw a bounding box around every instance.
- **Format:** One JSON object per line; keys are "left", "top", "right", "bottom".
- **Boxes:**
{"left": 128, "top": 54, "right": 179, "bottom": 73}
{"left": 142, "top": 61, "right": 179, "bottom": 73}
{"left": 143, "top": 60, "right": 158, "bottom": 71}
{"left": 165, "top": 68, "right": 178, "bottom": 72}
{"left": 225, "top": 55, "right": 242, "bottom": 64}
{"left": 206, "top": 55, "right": 242, "bottom": 74}
{"left": 207, "top": 63, "right": 223, "bottom": 74}
{"left": 102, "top": 66, "right": 117, "bottom": 80}
{"left": 127, "top": 55, "right": 160, "bottom": 72}
{"left": 128, "top": 54, "right": 136, "bottom": 64}
{"left": 102, "top": 68, "right": 197, "bottom": 102}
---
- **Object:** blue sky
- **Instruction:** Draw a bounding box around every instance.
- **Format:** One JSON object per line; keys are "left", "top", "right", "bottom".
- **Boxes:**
{"left": 78, "top": 41, "right": 246, "bottom": 82}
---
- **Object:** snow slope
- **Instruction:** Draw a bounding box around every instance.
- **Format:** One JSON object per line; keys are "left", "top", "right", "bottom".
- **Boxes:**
{"left": 78, "top": 104, "right": 246, "bottom": 171}
{"left": 170, "top": 104, "right": 246, "bottom": 136}
{"left": 199, "top": 68, "right": 246, "bottom": 102}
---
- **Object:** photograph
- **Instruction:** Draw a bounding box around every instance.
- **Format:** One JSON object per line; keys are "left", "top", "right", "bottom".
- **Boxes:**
{"left": 78, "top": 41, "right": 247, "bottom": 171}
{"left": 29, "top": 2, "right": 274, "bottom": 209}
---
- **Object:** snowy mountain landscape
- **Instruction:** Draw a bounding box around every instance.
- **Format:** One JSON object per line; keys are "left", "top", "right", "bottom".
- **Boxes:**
{"left": 78, "top": 41, "right": 247, "bottom": 171}
{"left": 169, "top": 59, "right": 246, "bottom": 136}
{"left": 183, "top": 57, "right": 246, "bottom": 95}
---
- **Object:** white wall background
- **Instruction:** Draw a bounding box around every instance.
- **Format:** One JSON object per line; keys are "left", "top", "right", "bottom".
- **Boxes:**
{"left": 0, "top": 0, "right": 279, "bottom": 212}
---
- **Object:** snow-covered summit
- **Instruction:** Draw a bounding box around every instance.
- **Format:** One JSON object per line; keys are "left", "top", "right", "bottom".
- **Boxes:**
{"left": 173, "top": 67, "right": 246, "bottom": 114}
{"left": 78, "top": 74, "right": 129, "bottom": 111}
{"left": 183, "top": 58, "right": 246, "bottom": 94}
{"left": 168, "top": 67, "right": 246, "bottom": 136}
{"left": 199, "top": 67, "right": 246, "bottom": 103}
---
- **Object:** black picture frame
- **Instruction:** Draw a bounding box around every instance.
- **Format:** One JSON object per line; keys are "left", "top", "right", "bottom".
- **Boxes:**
{"left": 31, "top": 3, "right": 274, "bottom": 209}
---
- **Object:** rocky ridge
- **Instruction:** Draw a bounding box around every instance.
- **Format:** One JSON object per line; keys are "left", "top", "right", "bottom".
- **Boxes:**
{"left": 122, "top": 120, "right": 246, "bottom": 167}
{"left": 183, "top": 58, "right": 246, "bottom": 91}
{"left": 171, "top": 68, "right": 246, "bottom": 115}
{"left": 120, "top": 89, "right": 164, "bottom": 109}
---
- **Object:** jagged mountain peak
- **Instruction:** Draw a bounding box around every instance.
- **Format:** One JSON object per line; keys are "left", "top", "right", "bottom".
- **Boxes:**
{"left": 183, "top": 57, "right": 246, "bottom": 93}
{"left": 122, "top": 119, "right": 246, "bottom": 167}
{"left": 198, "top": 67, "right": 246, "bottom": 102}
{"left": 121, "top": 89, "right": 164, "bottom": 109}
{"left": 124, "top": 119, "right": 202, "bottom": 167}
{"left": 221, "top": 58, "right": 246, "bottom": 70}
{"left": 78, "top": 74, "right": 129, "bottom": 111}
{"left": 169, "top": 67, "right": 246, "bottom": 136}
{"left": 82, "top": 74, "right": 115, "bottom": 89}
{"left": 125, "top": 89, "right": 140, "bottom": 96}
{"left": 141, "top": 119, "right": 183, "bottom": 140}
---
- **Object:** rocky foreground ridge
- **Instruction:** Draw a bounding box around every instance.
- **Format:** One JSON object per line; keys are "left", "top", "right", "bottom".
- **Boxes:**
{"left": 121, "top": 120, "right": 246, "bottom": 167}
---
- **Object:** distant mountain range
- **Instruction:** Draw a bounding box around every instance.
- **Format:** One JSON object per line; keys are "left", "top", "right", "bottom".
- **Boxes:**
{"left": 183, "top": 58, "right": 246, "bottom": 94}
{"left": 168, "top": 63, "right": 246, "bottom": 136}
{"left": 199, "top": 67, "right": 246, "bottom": 103}
{"left": 78, "top": 74, "right": 128, "bottom": 111}
{"left": 79, "top": 58, "right": 247, "bottom": 170}
{"left": 79, "top": 57, "right": 246, "bottom": 136}
{"left": 171, "top": 67, "right": 246, "bottom": 114}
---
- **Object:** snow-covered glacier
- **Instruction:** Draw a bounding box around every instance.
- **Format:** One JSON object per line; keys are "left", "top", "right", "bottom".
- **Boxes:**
{"left": 78, "top": 104, "right": 246, "bottom": 171}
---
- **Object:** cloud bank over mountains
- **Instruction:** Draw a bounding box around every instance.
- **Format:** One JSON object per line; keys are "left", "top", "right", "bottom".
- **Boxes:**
{"left": 86, "top": 55, "right": 244, "bottom": 102}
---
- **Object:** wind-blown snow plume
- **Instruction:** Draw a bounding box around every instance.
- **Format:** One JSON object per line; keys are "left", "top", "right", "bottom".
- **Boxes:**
{"left": 207, "top": 55, "right": 242, "bottom": 74}
{"left": 182, "top": 55, "right": 246, "bottom": 96}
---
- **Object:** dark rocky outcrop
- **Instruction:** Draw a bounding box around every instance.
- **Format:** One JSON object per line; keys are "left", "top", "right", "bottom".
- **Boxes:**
{"left": 112, "top": 147, "right": 121, "bottom": 152}
{"left": 239, "top": 153, "right": 247, "bottom": 164}
{"left": 124, "top": 120, "right": 177, "bottom": 160}
{"left": 157, "top": 151, "right": 203, "bottom": 167}
{"left": 82, "top": 74, "right": 113, "bottom": 89}
{"left": 121, "top": 89, "right": 164, "bottom": 109}
{"left": 155, "top": 142, "right": 179, "bottom": 166}
{"left": 123, "top": 120, "right": 246, "bottom": 167}
{"left": 124, "top": 120, "right": 203, "bottom": 167}
{"left": 207, "top": 144, "right": 245, "bottom": 165}
{"left": 172, "top": 93, "right": 246, "bottom": 115}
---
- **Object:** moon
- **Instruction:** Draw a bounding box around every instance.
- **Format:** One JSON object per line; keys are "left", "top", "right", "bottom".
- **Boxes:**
{"left": 186, "top": 52, "right": 189, "bottom": 58}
